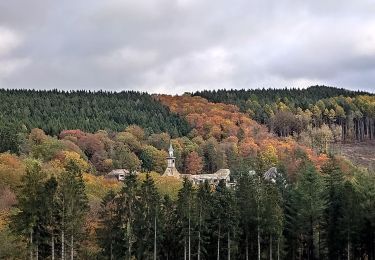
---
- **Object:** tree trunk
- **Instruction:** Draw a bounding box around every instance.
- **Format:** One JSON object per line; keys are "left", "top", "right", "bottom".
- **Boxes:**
{"left": 184, "top": 237, "right": 187, "bottom": 260}
{"left": 127, "top": 221, "right": 132, "bottom": 260}
{"left": 30, "top": 230, "right": 33, "bottom": 260}
{"left": 61, "top": 200, "right": 65, "bottom": 260}
{"left": 61, "top": 229, "right": 64, "bottom": 260}
{"left": 198, "top": 206, "right": 201, "bottom": 260}
{"left": 154, "top": 215, "right": 157, "bottom": 260}
{"left": 110, "top": 241, "right": 113, "bottom": 260}
{"left": 217, "top": 225, "right": 221, "bottom": 260}
{"left": 318, "top": 228, "right": 321, "bottom": 260}
{"left": 36, "top": 244, "right": 38, "bottom": 260}
{"left": 270, "top": 234, "right": 272, "bottom": 260}
{"left": 228, "top": 231, "right": 231, "bottom": 260}
{"left": 70, "top": 234, "right": 74, "bottom": 260}
{"left": 258, "top": 223, "right": 261, "bottom": 260}
{"left": 246, "top": 234, "right": 249, "bottom": 260}
{"left": 277, "top": 237, "right": 280, "bottom": 260}
{"left": 257, "top": 175, "right": 261, "bottom": 260}
{"left": 188, "top": 211, "right": 191, "bottom": 260}
{"left": 52, "top": 235, "right": 55, "bottom": 260}
{"left": 347, "top": 232, "right": 350, "bottom": 260}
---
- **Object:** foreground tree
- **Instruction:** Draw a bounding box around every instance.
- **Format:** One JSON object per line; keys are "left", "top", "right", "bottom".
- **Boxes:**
{"left": 13, "top": 159, "right": 45, "bottom": 259}
{"left": 58, "top": 160, "right": 89, "bottom": 260}
{"left": 292, "top": 160, "right": 326, "bottom": 259}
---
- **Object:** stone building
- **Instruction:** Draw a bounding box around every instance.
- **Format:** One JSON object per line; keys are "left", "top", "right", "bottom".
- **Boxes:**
{"left": 163, "top": 143, "right": 181, "bottom": 177}
{"left": 163, "top": 143, "right": 232, "bottom": 186}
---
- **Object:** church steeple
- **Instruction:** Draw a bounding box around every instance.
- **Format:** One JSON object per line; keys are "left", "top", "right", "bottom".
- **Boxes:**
{"left": 168, "top": 142, "right": 174, "bottom": 158}
{"left": 163, "top": 142, "right": 180, "bottom": 177}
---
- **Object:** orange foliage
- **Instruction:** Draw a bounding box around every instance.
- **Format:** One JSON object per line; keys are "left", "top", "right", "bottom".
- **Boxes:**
{"left": 52, "top": 151, "right": 90, "bottom": 172}
{"left": 185, "top": 151, "right": 203, "bottom": 174}
{"left": 157, "top": 94, "right": 328, "bottom": 171}
{"left": 0, "top": 153, "right": 25, "bottom": 189}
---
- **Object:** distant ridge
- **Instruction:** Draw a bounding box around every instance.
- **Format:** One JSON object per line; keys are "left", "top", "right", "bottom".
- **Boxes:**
{"left": 193, "top": 85, "right": 372, "bottom": 112}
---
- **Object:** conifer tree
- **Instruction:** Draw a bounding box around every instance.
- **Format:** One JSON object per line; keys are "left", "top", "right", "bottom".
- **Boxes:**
{"left": 97, "top": 190, "right": 118, "bottom": 260}
{"left": 213, "top": 180, "right": 238, "bottom": 260}
{"left": 117, "top": 174, "right": 139, "bottom": 259}
{"left": 292, "top": 160, "right": 326, "bottom": 260}
{"left": 176, "top": 177, "right": 195, "bottom": 260}
{"left": 12, "top": 159, "right": 46, "bottom": 260}
{"left": 236, "top": 173, "right": 257, "bottom": 260}
{"left": 196, "top": 181, "right": 213, "bottom": 260}
{"left": 134, "top": 173, "right": 161, "bottom": 259}
{"left": 58, "top": 159, "right": 89, "bottom": 260}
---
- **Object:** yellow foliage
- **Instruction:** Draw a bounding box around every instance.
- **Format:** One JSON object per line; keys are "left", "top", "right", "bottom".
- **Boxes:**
{"left": 83, "top": 173, "right": 121, "bottom": 203}
{"left": 0, "top": 153, "right": 25, "bottom": 190}
{"left": 138, "top": 172, "right": 182, "bottom": 200}
{"left": 54, "top": 151, "right": 90, "bottom": 172}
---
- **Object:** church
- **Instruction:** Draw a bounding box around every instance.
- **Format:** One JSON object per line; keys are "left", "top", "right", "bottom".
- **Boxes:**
{"left": 163, "top": 143, "right": 232, "bottom": 186}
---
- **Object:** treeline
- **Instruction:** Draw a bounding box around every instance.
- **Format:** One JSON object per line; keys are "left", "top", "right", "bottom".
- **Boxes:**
{"left": 11, "top": 154, "right": 375, "bottom": 259}
{"left": 194, "top": 86, "right": 375, "bottom": 143}
{"left": 194, "top": 86, "right": 369, "bottom": 116}
{"left": 0, "top": 88, "right": 190, "bottom": 138}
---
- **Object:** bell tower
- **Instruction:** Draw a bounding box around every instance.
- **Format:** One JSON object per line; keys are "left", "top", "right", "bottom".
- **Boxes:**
{"left": 163, "top": 143, "right": 180, "bottom": 177}
{"left": 167, "top": 143, "right": 175, "bottom": 168}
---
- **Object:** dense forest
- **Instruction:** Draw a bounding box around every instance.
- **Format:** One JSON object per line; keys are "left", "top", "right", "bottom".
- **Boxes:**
{"left": 194, "top": 86, "right": 375, "bottom": 143}
{"left": 0, "top": 88, "right": 374, "bottom": 259}
{"left": 0, "top": 89, "right": 190, "bottom": 141}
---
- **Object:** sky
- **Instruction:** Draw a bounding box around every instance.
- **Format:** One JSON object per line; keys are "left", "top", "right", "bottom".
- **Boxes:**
{"left": 0, "top": 0, "right": 374, "bottom": 94}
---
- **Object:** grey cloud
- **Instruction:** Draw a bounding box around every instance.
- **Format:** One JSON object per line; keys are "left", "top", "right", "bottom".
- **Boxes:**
{"left": 0, "top": 0, "right": 374, "bottom": 93}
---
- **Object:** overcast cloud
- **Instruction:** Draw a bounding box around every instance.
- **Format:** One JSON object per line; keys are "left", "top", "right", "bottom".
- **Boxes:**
{"left": 0, "top": 0, "right": 374, "bottom": 94}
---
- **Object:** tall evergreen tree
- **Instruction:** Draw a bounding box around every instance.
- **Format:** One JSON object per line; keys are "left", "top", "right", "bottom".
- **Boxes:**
{"left": 212, "top": 180, "right": 238, "bottom": 260}
{"left": 134, "top": 173, "right": 161, "bottom": 259}
{"left": 12, "top": 159, "right": 46, "bottom": 259}
{"left": 58, "top": 160, "right": 89, "bottom": 260}
{"left": 117, "top": 174, "right": 139, "bottom": 259}
{"left": 236, "top": 173, "right": 257, "bottom": 260}
{"left": 176, "top": 177, "right": 196, "bottom": 260}
{"left": 196, "top": 181, "right": 213, "bottom": 260}
{"left": 292, "top": 160, "right": 326, "bottom": 260}
{"left": 97, "top": 190, "right": 118, "bottom": 260}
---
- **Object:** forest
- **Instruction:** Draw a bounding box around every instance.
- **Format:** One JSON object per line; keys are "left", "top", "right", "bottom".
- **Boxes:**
{"left": 0, "top": 89, "right": 190, "bottom": 144}
{"left": 194, "top": 86, "right": 375, "bottom": 143}
{"left": 0, "top": 86, "right": 374, "bottom": 259}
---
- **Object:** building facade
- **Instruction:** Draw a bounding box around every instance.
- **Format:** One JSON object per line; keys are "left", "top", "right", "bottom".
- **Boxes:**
{"left": 163, "top": 143, "right": 232, "bottom": 186}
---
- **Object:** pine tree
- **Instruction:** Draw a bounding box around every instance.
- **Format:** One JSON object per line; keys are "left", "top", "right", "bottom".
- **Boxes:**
{"left": 134, "top": 173, "right": 161, "bottom": 259}
{"left": 97, "top": 190, "right": 118, "bottom": 260}
{"left": 117, "top": 174, "right": 139, "bottom": 259}
{"left": 322, "top": 157, "right": 346, "bottom": 259}
{"left": 159, "top": 195, "right": 178, "bottom": 260}
{"left": 176, "top": 177, "right": 195, "bottom": 260}
{"left": 40, "top": 176, "right": 59, "bottom": 259}
{"left": 196, "top": 181, "right": 213, "bottom": 260}
{"left": 236, "top": 174, "right": 257, "bottom": 260}
{"left": 213, "top": 180, "right": 238, "bottom": 260}
{"left": 58, "top": 159, "right": 89, "bottom": 260}
{"left": 292, "top": 160, "right": 326, "bottom": 260}
{"left": 12, "top": 159, "right": 46, "bottom": 259}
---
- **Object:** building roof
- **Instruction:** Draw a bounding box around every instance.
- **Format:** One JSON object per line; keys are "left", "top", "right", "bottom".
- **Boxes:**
{"left": 107, "top": 169, "right": 130, "bottom": 176}
{"left": 185, "top": 169, "right": 230, "bottom": 181}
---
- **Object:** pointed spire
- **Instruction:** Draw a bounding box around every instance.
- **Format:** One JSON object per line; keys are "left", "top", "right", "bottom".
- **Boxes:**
{"left": 168, "top": 142, "right": 174, "bottom": 157}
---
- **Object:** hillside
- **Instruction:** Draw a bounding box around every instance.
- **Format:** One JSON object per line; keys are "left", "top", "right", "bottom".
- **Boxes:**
{"left": 157, "top": 94, "right": 328, "bottom": 177}
{"left": 0, "top": 90, "right": 374, "bottom": 260}
{"left": 0, "top": 89, "right": 190, "bottom": 139}
{"left": 194, "top": 86, "right": 375, "bottom": 146}
{"left": 194, "top": 85, "right": 372, "bottom": 112}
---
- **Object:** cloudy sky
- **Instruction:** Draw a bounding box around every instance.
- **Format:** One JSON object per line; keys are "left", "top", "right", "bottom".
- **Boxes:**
{"left": 0, "top": 0, "right": 374, "bottom": 94}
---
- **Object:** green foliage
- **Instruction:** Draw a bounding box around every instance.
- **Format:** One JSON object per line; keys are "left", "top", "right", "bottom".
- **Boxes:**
{"left": 0, "top": 89, "right": 190, "bottom": 137}
{"left": 0, "top": 227, "right": 27, "bottom": 259}
{"left": 195, "top": 86, "right": 375, "bottom": 144}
